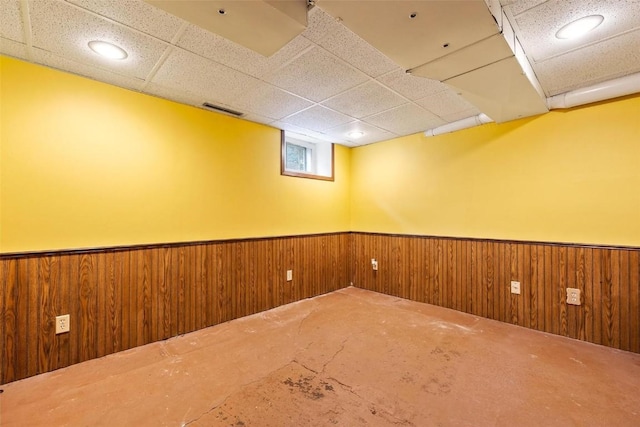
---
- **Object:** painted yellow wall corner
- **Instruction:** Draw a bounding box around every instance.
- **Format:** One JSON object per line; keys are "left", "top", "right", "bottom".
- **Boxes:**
{"left": 0, "top": 56, "right": 351, "bottom": 253}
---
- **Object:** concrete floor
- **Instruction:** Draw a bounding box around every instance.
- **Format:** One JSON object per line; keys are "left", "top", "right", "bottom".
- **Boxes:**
{"left": 1, "top": 287, "right": 639, "bottom": 426}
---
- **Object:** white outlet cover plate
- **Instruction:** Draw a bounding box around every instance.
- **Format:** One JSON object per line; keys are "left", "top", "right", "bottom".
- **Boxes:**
{"left": 55, "top": 314, "right": 70, "bottom": 334}
{"left": 286, "top": 270, "right": 293, "bottom": 281}
{"left": 510, "top": 281, "right": 521, "bottom": 295}
{"left": 566, "top": 287, "right": 582, "bottom": 305}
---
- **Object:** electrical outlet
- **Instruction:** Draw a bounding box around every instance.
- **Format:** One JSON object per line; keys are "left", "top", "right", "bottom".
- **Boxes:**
{"left": 510, "top": 281, "right": 521, "bottom": 295}
{"left": 56, "top": 314, "right": 70, "bottom": 334}
{"left": 566, "top": 287, "right": 581, "bottom": 305}
{"left": 286, "top": 270, "right": 293, "bottom": 281}
{"left": 371, "top": 259, "right": 378, "bottom": 271}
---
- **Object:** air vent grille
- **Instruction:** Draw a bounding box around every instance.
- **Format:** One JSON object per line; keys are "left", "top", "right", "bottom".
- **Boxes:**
{"left": 202, "top": 102, "right": 244, "bottom": 117}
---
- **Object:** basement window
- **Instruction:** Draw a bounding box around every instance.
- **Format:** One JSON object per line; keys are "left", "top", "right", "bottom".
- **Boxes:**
{"left": 281, "top": 131, "right": 334, "bottom": 181}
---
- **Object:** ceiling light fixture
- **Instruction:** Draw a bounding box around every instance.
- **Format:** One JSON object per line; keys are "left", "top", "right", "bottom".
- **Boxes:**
{"left": 348, "top": 131, "right": 365, "bottom": 139}
{"left": 88, "top": 40, "right": 128, "bottom": 60}
{"left": 555, "top": 15, "right": 604, "bottom": 39}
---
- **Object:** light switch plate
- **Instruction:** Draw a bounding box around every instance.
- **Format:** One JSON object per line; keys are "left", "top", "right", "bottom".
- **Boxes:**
{"left": 286, "top": 270, "right": 293, "bottom": 281}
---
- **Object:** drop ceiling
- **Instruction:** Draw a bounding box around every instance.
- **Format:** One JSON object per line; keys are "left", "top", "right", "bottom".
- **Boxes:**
{"left": 1, "top": 0, "right": 639, "bottom": 147}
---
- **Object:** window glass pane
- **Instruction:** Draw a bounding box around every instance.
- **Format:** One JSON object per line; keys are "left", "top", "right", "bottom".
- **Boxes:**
{"left": 281, "top": 130, "right": 334, "bottom": 181}
{"left": 286, "top": 142, "right": 307, "bottom": 172}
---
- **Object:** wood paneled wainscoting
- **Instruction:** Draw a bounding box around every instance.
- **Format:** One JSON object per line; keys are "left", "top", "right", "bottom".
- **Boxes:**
{"left": 351, "top": 232, "right": 640, "bottom": 354}
{"left": 0, "top": 233, "right": 351, "bottom": 385}
{"left": 2, "top": 231, "right": 638, "bottom": 385}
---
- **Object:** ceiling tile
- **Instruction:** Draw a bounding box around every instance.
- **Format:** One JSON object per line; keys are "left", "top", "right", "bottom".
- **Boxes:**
{"left": 31, "top": 47, "right": 145, "bottom": 92}
{"left": 513, "top": 0, "right": 640, "bottom": 62}
{"left": 376, "top": 68, "right": 449, "bottom": 101}
{"left": 534, "top": 29, "right": 640, "bottom": 96}
{"left": 502, "top": 0, "right": 548, "bottom": 16}
{"left": 67, "top": 0, "right": 185, "bottom": 42}
{"left": 273, "top": 120, "right": 342, "bottom": 143}
{"left": 143, "top": 82, "right": 204, "bottom": 108}
{"left": 29, "top": 0, "right": 168, "bottom": 80}
{"left": 301, "top": 6, "right": 342, "bottom": 44}
{"left": 281, "top": 106, "right": 354, "bottom": 132}
{"left": 311, "top": 12, "right": 397, "bottom": 78}
{"left": 242, "top": 113, "right": 275, "bottom": 126}
{"left": 415, "top": 89, "right": 477, "bottom": 117}
{"left": 322, "top": 81, "right": 407, "bottom": 119}
{"left": 0, "top": 38, "right": 28, "bottom": 61}
{"left": 323, "top": 121, "right": 397, "bottom": 146}
{"left": 260, "top": 36, "right": 315, "bottom": 75}
{"left": 0, "top": 0, "right": 24, "bottom": 42}
{"left": 177, "top": 24, "right": 313, "bottom": 79}
{"left": 265, "top": 46, "right": 368, "bottom": 102}
{"left": 272, "top": 120, "right": 313, "bottom": 134}
{"left": 365, "top": 103, "right": 446, "bottom": 136}
{"left": 233, "top": 80, "right": 314, "bottom": 120}
{"left": 176, "top": 24, "right": 263, "bottom": 78}
{"left": 151, "top": 47, "right": 259, "bottom": 107}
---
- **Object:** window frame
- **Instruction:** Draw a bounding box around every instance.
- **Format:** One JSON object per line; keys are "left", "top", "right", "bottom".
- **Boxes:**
{"left": 280, "top": 130, "right": 334, "bottom": 181}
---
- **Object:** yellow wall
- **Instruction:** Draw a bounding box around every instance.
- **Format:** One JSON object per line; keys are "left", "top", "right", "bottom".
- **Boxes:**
{"left": 2, "top": 55, "right": 639, "bottom": 252}
{"left": 350, "top": 95, "right": 640, "bottom": 246}
{"left": 0, "top": 56, "right": 351, "bottom": 253}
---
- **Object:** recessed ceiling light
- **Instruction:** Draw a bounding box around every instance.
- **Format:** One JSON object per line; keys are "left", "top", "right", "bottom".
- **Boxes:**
{"left": 88, "top": 40, "right": 128, "bottom": 60}
{"left": 348, "top": 131, "right": 364, "bottom": 139}
{"left": 555, "top": 15, "right": 604, "bottom": 40}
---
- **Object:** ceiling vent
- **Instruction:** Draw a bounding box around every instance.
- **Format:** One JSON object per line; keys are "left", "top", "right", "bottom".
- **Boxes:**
{"left": 145, "top": 0, "right": 308, "bottom": 56}
{"left": 202, "top": 102, "right": 244, "bottom": 117}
